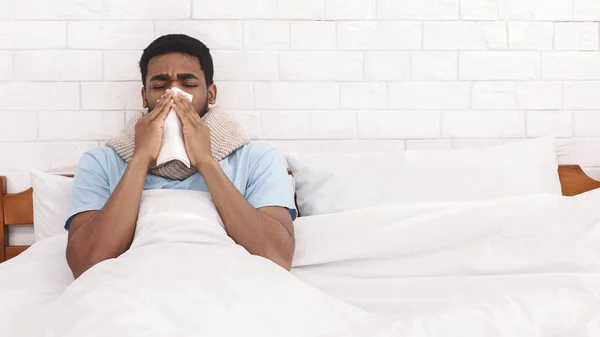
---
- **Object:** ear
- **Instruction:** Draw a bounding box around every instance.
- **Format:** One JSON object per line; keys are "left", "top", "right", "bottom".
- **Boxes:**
{"left": 141, "top": 87, "right": 148, "bottom": 108}
{"left": 208, "top": 84, "right": 217, "bottom": 105}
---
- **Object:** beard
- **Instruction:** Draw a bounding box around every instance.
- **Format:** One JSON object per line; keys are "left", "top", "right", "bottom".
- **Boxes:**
{"left": 198, "top": 95, "right": 209, "bottom": 118}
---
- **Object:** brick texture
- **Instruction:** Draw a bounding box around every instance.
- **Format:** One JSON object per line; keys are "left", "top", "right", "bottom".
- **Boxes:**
{"left": 0, "top": 0, "right": 599, "bottom": 175}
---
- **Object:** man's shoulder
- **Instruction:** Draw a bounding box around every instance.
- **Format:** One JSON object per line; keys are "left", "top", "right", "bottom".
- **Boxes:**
{"left": 234, "top": 142, "right": 285, "bottom": 164}
{"left": 79, "top": 146, "right": 124, "bottom": 169}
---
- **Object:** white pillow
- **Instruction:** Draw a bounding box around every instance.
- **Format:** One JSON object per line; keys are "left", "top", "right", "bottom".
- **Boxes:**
{"left": 30, "top": 169, "right": 73, "bottom": 242}
{"left": 286, "top": 137, "right": 562, "bottom": 216}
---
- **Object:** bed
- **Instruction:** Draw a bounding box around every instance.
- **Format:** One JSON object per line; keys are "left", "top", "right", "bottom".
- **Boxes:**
{"left": 2, "top": 165, "right": 599, "bottom": 263}
{"left": 2, "top": 138, "right": 600, "bottom": 336}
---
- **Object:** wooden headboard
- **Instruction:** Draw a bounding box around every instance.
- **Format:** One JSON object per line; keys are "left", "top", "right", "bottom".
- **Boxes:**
{"left": 2, "top": 165, "right": 600, "bottom": 263}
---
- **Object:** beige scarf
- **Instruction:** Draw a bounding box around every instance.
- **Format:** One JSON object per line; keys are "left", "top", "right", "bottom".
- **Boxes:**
{"left": 106, "top": 105, "right": 250, "bottom": 181}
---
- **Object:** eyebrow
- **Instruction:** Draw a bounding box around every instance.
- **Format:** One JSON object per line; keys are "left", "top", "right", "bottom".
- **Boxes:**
{"left": 149, "top": 74, "right": 169, "bottom": 82}
{"left": 149, "top": 73, "right": 199, "bottom": 82}
{"left": 177, "top": 73, "right": 199, "bottom": 81}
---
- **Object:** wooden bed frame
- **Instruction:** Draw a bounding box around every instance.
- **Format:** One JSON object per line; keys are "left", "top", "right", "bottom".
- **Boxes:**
{"left": 1, "top": 165, "right": 600, "bottom": 263}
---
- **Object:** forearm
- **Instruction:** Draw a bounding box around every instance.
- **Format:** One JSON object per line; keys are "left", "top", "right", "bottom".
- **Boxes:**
{"left": 67, "top": 156, "right": 150, "bottom": 276}
{"left": 199, "top": 161, "right": 294, "bottom": 269}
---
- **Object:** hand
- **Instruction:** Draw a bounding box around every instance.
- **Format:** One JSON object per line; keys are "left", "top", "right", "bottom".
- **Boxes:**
{"left": 133, "top": 90, "right": 174, "bottom": 166}
{"left": 172, "top": 91, "right": 214, "bottom": 170}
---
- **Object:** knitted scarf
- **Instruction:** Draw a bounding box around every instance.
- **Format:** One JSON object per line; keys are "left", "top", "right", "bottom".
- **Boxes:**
{"left": 106, "top": 105, "right": 250, "bottom": 181}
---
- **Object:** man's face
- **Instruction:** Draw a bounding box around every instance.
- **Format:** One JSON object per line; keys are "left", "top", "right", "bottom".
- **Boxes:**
{"left": 141, "top": 52, "right": 216, "bottom": 117}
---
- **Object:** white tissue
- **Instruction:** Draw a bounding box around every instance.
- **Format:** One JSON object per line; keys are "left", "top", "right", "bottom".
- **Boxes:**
{"left": 156, "top": 87, "right": 193, "bottom": 168}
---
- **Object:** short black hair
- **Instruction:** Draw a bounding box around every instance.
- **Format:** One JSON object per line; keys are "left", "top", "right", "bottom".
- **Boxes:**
{"left": 139, "top": 34, "right": 214, "bottom": 87}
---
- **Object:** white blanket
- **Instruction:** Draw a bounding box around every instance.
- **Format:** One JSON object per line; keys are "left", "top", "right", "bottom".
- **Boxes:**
{"left": 2, "top": 189, "right": 600, "bottom": 336}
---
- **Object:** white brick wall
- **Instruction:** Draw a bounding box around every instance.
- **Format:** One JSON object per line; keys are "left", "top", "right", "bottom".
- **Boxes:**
{"left": 564, "top": 82, "right": 600, "bottom": 109}
{"left": 574, "top": 111, "right": 600, "bottom": 137}
{"left": 0, "top": 111, "right": 38, "bottom": 141}
{"left": 424, "top": 22, "right": 506, "bottom": 50}
{"left": 499, "top": 0, "right": 573, "bottom": 21}
{"left": 104, "top": 0, "right": 191, "bottom": 20}
{"left": 13, "top": 0, "right": 102, "bottom": 20}
{"left": 68, "top": 22, "right": 154, "bottom": 49}
{"left": 278, "top": 0, "right": 324, "bottom": 19}
{"left": 217, "top": 82, "right": 255, "bottom": 110}
{"left": 326, "top": 0, "right": 377, "bottom": 20}
{"left": 0, "top": 0, "right": 14, "bottom": 21}
{"left": 0, "top": 51, "right": 12, "bottom": 81}
{"left": 388, "top": 82, "right": 470, "bottom": 109}
{"left": 554, "top": 23, "right": 599, "bottom": 50}
{"left": 341, "top": 83, "right": 387, "bottom": 109}
{"left": 279, "top": 52, "right": 363, "bottom": 81}
{"left": 290, "top": 22, "right": 336, "bottom": 50}
{"left": 229, "top": 110, "right": 261, "bottom": 139}
{"left": 212, "top": 51, "right": 278, "bottom": 81}
{"left": 0, "top": 22, "right": 66, "bottom": 49}
{"left": 508, "top": 22, "right": 554, "bottom": 50}
{"left": 471, "top": 82, "right": 517, "bottom": 110}
{"left": 15, "top": 51, "right": 103, "bottom": 81}
{"left": 1, "top": 0, "right": 600, "bottom": 180}
{"left": 517, "top": 82, "right": 562, "bottom": 110}
{"left": 0, "top": 83, "right": 79, "bottom": 110}
{"left": 192, "top": 0, "right": 276, "bottom": 19}
{"left": 460, "top": 52, "right": 541, "bottom": 80}
{"left": 461, "top": 0, "right": 497, "bottom": 20}
{"left": 81, "top": 82, "right": 142, "bottom": 110}
{"left": 358, "top": 110, "right": 441, "bottom": 139}
{"left": 365, "top": 52, "right": 410, "bottom": 80}
{"left": 155, "top": 21, "right": 243, "bottom": 50}
{"left": 311, "top": 110, "right": 358, "bottom": 139}
{"left": 104, "top": 50, "right": 143, "bottom": 81}
{"left": 527, "top": 111, "right": 573, "bottom": 138}
{"left": 38, "top": 111, "right": 125, "bottom": 141}
{"left": 254, "top": 83, "right": 339, "bottom": 110}
{"left": 243, "top": 21, "right": 289, "bottom": 50}
{"left": 543, "top": 52, "right": 600, "bottom": 80}
{"left": 575, "top": 0, "right": 600, "bottom": 20}
{"left": 261, "top": 111, "right": 310, "bottom": 139}
{"left": 337, "top": 22, "right": 422, "bottom": 50}
{"left": 442, "top": 111, "right": 526, "bottom": 138}
{"left": 378, "top": 0, "right": 459, "bottom": 20}
{"left": 411, "top": 52, "right": 457, "bottom": 80}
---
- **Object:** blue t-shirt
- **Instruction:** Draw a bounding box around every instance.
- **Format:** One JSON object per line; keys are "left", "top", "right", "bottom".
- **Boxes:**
{"left": 65, "top": 143, "right": 297, "bottom": 230}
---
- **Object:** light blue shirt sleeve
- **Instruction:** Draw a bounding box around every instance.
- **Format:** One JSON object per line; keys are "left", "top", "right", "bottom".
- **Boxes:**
{"left": 64, "top": 152, "right": 111, "bottom": 230}
{"left": 244, "top": 148, "right": 297, "bottom": 221}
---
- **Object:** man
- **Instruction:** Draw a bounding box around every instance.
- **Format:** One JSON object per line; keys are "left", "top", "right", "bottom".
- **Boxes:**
{"left": 65, "top": 34, "right": 297, "bottom": 279}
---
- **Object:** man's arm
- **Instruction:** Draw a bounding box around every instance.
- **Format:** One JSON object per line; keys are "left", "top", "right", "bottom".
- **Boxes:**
{"left": 66, "top": 156, "right": 151, "bottom": 279}
{"left": 172, "top": 93, "right": 295, "bottom": 270}
{"left": 66, "top": 92, "right": 174, "bottom": 279}
{"left": 200, "top": 161, "right": 294, "bottom": 270}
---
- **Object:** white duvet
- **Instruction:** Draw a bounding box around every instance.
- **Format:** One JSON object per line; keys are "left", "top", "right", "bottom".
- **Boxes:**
{"left": 2, "top": 189, "right": 600, "bottom": 336}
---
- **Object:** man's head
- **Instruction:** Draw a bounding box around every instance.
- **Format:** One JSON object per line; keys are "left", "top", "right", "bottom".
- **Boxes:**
{"left": 139, "top": 34, "right": 217, "bottom": 117}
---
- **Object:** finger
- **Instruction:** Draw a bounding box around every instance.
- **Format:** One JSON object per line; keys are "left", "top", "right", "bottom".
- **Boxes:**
{"left": 175, "top": 92, "right": 203, "bottom": 123}
{"left": 172, "top": 93, "right": 196, "bottom": 120}
{"left": 171, "top": 101, "right": 195, "bottom": 125}
{"left": 152, "top": 89, "right": 175, "bottom": 119}
{"left": 148, "top": 91, "right": 172, "bottom": 118}
{"left": 171, "top": 100, "right": 188, "bottom": 119}
{"left": 172, "top": 92, "right": 191, "bottom": 113}
{"left": 152, "top": 98, "right": 174, "bottom": 123}
{"left": 171, "top": 91, "right": 183, "bottom": 107}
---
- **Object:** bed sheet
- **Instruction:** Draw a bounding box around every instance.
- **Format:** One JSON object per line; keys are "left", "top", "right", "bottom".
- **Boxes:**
{"left": 1, "top": 189, "right": 600, "bottom": 336}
